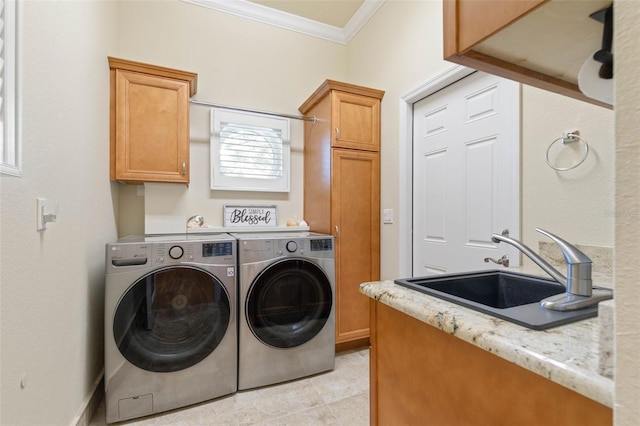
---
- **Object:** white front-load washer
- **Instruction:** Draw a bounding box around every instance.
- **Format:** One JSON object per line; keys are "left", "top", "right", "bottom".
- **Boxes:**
{"left": 104, "top": 233, "right": 237, "bottom": 423}
{"left": 232, "top": 232, "right": 335, "bottom": 390}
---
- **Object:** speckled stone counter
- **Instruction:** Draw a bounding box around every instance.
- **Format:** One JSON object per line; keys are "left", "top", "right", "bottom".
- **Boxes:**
{"left": 360, "top": 280, "right": 614, "bottom": 407}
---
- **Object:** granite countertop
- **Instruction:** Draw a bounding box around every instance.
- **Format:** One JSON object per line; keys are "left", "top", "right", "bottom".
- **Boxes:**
{"left": 360, "top": 279, "right": 614, "bottom": 407}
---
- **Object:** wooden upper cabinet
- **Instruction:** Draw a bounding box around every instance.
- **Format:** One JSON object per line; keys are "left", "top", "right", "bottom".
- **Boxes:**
{"left": 300, "top": 80, "right": 384, "bottom": 153}
{"left": 444, "top": 0, "right": 545, "bottom": 56}
{"left": 443, "top": 0, "right": 613, "bottom": 108}
{"left": 108, "top": 57, "right": 197, "bottom": 183}
{"left": 331, "top": 91, "right": 381, "bottom": 152}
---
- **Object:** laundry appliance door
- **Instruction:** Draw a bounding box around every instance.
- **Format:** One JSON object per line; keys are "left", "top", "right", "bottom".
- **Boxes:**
{"left": 113, "top": 266, "right": 231, "bottom": 373}
{"left": 246, "top": 258, "right": 333, "bottom": 348}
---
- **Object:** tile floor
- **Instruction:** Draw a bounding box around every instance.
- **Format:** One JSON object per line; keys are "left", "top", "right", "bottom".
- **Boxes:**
{"left": 90, "top": 348, "right": 369, "bottom": 426}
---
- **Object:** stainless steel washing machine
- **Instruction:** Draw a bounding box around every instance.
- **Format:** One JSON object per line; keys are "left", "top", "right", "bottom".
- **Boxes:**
{"left": 232, "top": 232, "right": 335, "bottom": 390}
{"left": 104, "top": 233, "right": 237, "bottom": 423}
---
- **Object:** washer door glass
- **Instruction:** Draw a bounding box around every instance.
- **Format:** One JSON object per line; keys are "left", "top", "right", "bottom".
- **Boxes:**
{"left": 246, "top": 258, "right": 332, "bottom": 348}
{"left": 113, "top": 266, "right": 231, "bottom": 372}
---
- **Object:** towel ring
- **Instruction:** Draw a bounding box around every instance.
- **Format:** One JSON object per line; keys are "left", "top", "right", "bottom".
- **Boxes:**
{"left": 545, "top": 132, "right": 589, "bottom": 171}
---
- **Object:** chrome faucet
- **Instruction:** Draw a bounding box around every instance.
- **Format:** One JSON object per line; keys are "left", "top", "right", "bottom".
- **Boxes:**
{"left": 491, "top": 228, "right": 612, "bottom": 311}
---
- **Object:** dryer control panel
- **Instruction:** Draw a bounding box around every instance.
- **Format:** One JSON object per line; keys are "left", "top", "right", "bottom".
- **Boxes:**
{"left": 236, "top": 235, "right": 334, "bottom": 263}
{"left": 310, "top": 238, "right": 333, "bottom": 252}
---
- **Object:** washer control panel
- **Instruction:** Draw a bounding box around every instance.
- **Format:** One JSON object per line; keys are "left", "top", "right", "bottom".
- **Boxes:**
{"left": 107, "top": 238, "right": 235, "bottom": 269}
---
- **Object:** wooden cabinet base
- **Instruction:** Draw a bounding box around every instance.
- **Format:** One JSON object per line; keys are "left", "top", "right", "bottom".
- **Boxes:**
{"left": 370, "top": 301, "right": 612, "bottom": 426}
{"left": 336, "top": 337, "right": 369, "bottom": 353}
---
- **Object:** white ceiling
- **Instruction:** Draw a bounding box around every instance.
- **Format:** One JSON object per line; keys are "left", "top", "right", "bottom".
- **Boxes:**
{"left": 183, "top": 0, "right": 385, "bottom": 44}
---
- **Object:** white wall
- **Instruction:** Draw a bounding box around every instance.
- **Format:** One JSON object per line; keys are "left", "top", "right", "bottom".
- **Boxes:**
{"left": 114, "top": 0, "right": 347, "bottom": 235}
{"left": 0, "top": 2, "right": 119, "bottom": 425}
{"left": 521, "top": 85, "right": 615, "bottom": 249}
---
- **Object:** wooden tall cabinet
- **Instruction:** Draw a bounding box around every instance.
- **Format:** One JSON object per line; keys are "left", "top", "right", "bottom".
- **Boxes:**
{"left": 299, "top": 80, "right": 384, "bottom": 351}
{"left": 108, "top": 57, "right": 197, "bottom": 183}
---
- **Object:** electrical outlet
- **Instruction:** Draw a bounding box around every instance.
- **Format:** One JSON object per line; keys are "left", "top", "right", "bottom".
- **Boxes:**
{"left": 37, "top": 198, "right": 47, "bottom": 231}
{"left": 383, "top": 209, "right": 394, "bottom": 224}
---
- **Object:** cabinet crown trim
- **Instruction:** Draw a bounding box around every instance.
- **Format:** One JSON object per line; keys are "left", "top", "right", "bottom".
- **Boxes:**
{"left": 299, "top": 79, "right": 385, "bottom": 114}
{"left": 108, "top": 56, "right": 198, "bottom": 97}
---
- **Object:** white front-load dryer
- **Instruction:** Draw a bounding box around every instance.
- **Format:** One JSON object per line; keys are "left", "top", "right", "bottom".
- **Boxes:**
{"left": 104, "top": 233, "right": 237, "bottom": 423}
{"left": 232, "top": 232, "right": 335, "bottom": 390}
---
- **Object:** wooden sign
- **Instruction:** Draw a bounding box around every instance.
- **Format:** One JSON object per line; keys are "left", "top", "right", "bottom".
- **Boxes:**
{"left": 223, "top": 205, "right": 278, "bottom": 227}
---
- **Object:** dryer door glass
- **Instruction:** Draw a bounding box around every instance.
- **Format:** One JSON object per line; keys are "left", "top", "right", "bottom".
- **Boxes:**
{"left": 113, "top": 266, "right": 231, "bottom": 372}
{"left": 246, "top": 258, "right": 332, "bottom": 348}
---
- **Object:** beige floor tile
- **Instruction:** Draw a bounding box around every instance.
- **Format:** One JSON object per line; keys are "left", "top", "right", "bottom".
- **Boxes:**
{"left": 234, "top": 380, "right": 325, "bottom": 425}
{"left": 310, "top": 351, "right": 369, "bottom": 404}
{"left": 327, "top": 393, "right": 369, "bottom": 426}
{"left": 259, "top": 404, "right": 339, "bottom": 426}
{"left": 90, "top": 348, "right": 369, "bottom": 426}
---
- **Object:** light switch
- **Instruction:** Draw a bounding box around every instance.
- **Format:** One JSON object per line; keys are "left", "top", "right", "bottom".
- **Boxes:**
{"left": 383, "top": 209, "right": 393, "bottom": 224}
{"left": 36, "top": 197, "right": 58, "bottom": 231}
{"left": 37, "top": 198, "right": 47, "bottom": 231}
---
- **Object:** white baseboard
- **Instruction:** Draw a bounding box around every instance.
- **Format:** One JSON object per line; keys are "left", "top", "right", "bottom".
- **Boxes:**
{"left": 71, "top": 371, "right": 104, "bottom": 426}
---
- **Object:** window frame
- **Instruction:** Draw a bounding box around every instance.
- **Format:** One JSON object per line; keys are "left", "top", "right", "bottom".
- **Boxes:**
{"left": 210, "top": 108, "right": 290, "bottom": 192}
{"left": 1, "top": 0, "right": 22, "bottom": 177}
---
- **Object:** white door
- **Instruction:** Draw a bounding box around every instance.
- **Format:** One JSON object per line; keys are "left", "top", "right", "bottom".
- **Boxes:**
{"left": 412, "top": 71, "right": 520, "bottom": 276}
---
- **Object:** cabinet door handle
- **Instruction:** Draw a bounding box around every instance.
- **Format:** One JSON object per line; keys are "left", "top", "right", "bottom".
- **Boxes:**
{"left": 181, "top": 162, "right": 186, "bottom": 175}
{"left": 335, "top": 128, "right": 340, "bottom": 140}
{"left": 334, "top": 225, "right": 339, "bottom": 238}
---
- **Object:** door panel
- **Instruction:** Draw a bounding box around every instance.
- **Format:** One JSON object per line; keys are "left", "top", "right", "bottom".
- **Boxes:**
{"left": 332, "top": 149, "right": 380, "bottom": 342}
{"left": 413, "top": 71, "right": 520, "bottom": 276}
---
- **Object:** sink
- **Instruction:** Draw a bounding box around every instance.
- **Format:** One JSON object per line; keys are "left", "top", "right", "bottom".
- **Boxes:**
{"left": 394, "top": 270, "right": 599, "bottom": 330}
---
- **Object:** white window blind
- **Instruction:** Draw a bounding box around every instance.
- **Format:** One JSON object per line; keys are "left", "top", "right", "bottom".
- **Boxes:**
{"left": 211, "top": 109, "right": 290, "bottom": 192}
{"left": 1, "top": 0, "right": 21, "bottom": 176}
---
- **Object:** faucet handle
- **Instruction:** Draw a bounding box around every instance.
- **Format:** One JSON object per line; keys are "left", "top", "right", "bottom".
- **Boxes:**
{"left": 536, "top": 228, "right": 592, "bottom": 297}
{"left": 491, "top": 229, "right": 510, "bottom": 243}
{"left": 484, "top": 254, "right": 510, "bottom": 267}
{"left": 535, "top": 228, "right": 591, "bottom": 264}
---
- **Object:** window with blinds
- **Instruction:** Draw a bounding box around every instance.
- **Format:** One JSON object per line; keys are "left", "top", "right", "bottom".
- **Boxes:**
{"left": 210, "top": 109, "right": 290, "bottom": 192}
{"left": 1, "top": 0, "right": 21, "bottom": 176}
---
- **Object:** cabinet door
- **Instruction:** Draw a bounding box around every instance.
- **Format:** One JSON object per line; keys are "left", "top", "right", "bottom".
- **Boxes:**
{"left": 114, "top": 70, "right": 190, "bottom": 183}
{"left": 331, "top": 91, "right": 380, "bottom": 152}
{"left": 371, "top": 302, "right": 612, "bottom": 425}
{"left": 332, "top": 149, "right": 380, "bottom": 345}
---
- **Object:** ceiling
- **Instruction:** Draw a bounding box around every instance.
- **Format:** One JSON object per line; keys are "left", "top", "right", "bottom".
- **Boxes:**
{"left": 248, "top": 0, "right": 365, "bottom": 28}
{"left": 183, "top": 0, "right": 384, "bottom": 44}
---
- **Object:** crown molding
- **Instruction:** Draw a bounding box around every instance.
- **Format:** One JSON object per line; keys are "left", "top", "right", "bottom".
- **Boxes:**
{"left": 343, "top": 0, "right": 384, "bottom": 43}
{"left": 182, "top": 0, "right": 384, "bottom": 45}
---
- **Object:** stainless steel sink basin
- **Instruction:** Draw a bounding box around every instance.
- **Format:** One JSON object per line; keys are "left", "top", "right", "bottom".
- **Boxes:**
{"left": 394, "top": 270, "right": 599, "bottom": 330}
